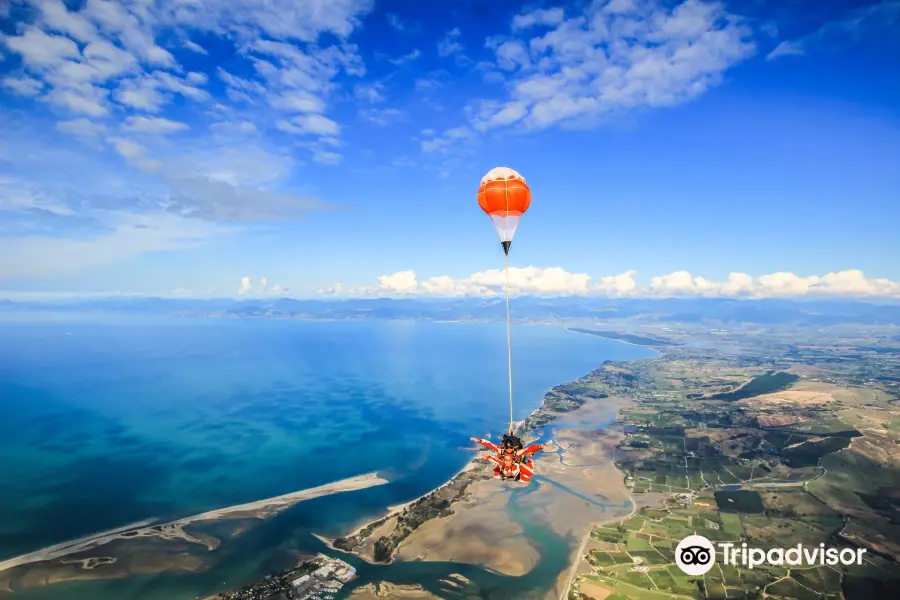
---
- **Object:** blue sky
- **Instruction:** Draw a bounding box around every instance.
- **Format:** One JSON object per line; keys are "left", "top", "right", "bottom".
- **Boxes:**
{"left": 1, "top": 0, "right": 898, "bottom": 300}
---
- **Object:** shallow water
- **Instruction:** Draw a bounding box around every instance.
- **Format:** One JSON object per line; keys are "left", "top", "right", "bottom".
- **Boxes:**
{"left": 0, "top": 316, "right": 655, "bottom": 599}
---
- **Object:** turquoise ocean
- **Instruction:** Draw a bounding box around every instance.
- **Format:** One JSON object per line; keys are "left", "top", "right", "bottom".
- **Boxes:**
{"left": 0, "top": 315, "right": 655, "bottom": 599}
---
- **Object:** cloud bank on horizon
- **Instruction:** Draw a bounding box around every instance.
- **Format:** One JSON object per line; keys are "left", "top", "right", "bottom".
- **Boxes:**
{"left": 317, "top": 267, "right": 900, "bottom": 300}
{"left": 0, "top": 0, "right": 898, "bottom": 299}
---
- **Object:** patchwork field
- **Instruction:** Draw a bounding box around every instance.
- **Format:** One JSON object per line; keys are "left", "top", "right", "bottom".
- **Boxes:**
{"left": 568, "top": 336, "right": 900, "bottom": 600}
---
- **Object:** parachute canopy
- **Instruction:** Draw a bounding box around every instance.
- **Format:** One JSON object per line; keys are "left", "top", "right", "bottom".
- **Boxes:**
{"left": 477, "top": 166, "right": 531, "bottom": 254}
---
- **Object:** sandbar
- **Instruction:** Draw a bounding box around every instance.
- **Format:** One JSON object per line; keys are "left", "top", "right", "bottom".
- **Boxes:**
{"left": 0, "top": 472, "right": 389, "bottom": 577}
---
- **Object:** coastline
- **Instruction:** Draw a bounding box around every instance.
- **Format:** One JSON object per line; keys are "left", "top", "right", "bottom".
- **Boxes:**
{"left": 310, "top": 461, "right": 483, "bottom": 564}
{"left": 329, "top": 332, "right": 662, "bottom": 590}
{"left": 317, "top": 415, "right": 534, "bottom": 557}
{"left": 566, "top": 327, "right": 676, "bottom": 349}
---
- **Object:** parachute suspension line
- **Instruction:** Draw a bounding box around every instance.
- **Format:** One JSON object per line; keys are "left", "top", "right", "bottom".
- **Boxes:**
{"left": 505, "top": 249, "right": 514, "bottom": 435}
{"left": 504, "top": 183, "right": 514, "bottom": 436}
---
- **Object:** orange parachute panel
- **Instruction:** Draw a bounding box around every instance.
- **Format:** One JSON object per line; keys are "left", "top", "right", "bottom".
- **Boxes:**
{"left": 478, "top": 167, "right": 531, "bottom": 216}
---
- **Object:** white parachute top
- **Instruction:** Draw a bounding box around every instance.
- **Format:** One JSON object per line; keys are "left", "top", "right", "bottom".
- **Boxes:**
{"left": 480, "top": 166, "right": 526, "bottom": 185}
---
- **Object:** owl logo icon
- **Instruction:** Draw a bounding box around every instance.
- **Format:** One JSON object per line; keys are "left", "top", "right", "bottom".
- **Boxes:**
{"left": 676, "top": 535, "right": 716, "bottom": 576}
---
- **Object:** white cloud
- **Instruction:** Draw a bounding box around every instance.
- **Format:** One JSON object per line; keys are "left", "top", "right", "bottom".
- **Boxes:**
{"left": 187, "top": 72, "right": 208, "bottom": 85}
{"left": 79, "top": 40, "right": 140, "bottom": 80}
{"left": 419, "top": 276, "right": 494, "bottom": 297}
{"left": 238, "top": 276, "right": 253, "bottom": 295}
{"left": 328, "top": 268, "right": 900, "bottom": 299}
{"left": 122, "top": 115, "right": 189, "bottom": 134}
{"left": 311, "top": 148, "right": 341, "bottom": 164}
{"left": 749, "top": 270, "right": 900, "bottom": 299}
{"left": 86, "top": 2, "right": 176, "bottom": 67}
{"left": 414, "top": 70, "right": 450, "bottom": 92}
{"left": 643, "top": 269, "right": 900, "bottom": 299}
{"left": 2, "top": 5, "right": 211, "bottom": 120}
{"left": 36, "top": 0, "right": 99, "bottom": 43}
{"left": 3, "top": 28, "right": 81, "bottom": 68}
{"left": 217, "top": 67, "right": 267, "bottom": 102}
{"left": 152, "top": 71, "right": 209, "bottom": 101}
{"left": 154, "top": 0, "right": 374, "bottom": 43}
{"left": 376, "top": 270, "right": 419, "bottom": 294}
{"left": 114, "top": 75, "right": 169, "bottom": 111}
{"left": 437, "top": 28, "right": 463, "bottom": 57}
{"left": 425, "top": 0, "right": 755, "bottom": 150}
{"left": 359, "top": 107, "right": 406, "bottom": 126}
{"left": 387, "top": 13, "right": 409, "bottom": 33}
{"left": 595, "top": 270, "right": 639, "bottom": 297}
{"left": 766, "top": 40, "right": 804, "bottom": 60}
{"left": 277, "top": 114, "right": 340, "bottom": 136}
{"left": 354, "top": 82, "right": 385, "bottom": 102}
{"left": 511, "top": 7, "right": 566, "bottom": 30}
{"left": 56, "top": 118, "right": 107, "bottom": 145}
{"left": 110, "top": 137, "right": 147, "bottom": 160}
{"left": 421, "top": 125, "right": 474, "bottom": 153}
{"left": 646, "top": 270, "right": 718, "bottom": 296}
{"left": 210, "top": 120, "right": 259, "bottom": 135}
{"left": 388, "top": 48, "right": 421, "bottom": 66}
{"left": 471, "top": 266, "right": 592, "bottom": 296}
{"left": 216, "top": 37, "right": 365, "bottom": 153}
{"left": 269, "top": 90, "right": 327, "bottom": 113}
{"left": 236, "top": 275, "right": 289, "bottom": 296}
{"left": 184, "top": 40, "right": 208, "bottom": 55}
{"left": 316, "top": 282, "right": 344, "bottom": 295}
{"left": 1, "top": 0, "right": 364, "bottom": 165}
{"left": 1, "top": 75, "right": 44, "bottom": 96}
{"left": 345, "top": 267, "right": 592, "bottom": 298}
{"left": 106, "top": 136, "right": 160, "bottom": 172}
{"left": 44, "top": 84, "right": 110, "bottom": 116}
{"left": 494, "top": 40, "right": 530, "bottom": 71}
{"left": 470, "top": 100, "right": 528, "bottom": 132}
{"left": 717, "top": 272, "right": 755, "bottom": 296}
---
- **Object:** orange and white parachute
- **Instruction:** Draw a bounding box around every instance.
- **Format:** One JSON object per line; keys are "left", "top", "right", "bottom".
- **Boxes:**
{"left": 477, "top": 166, "right": 532, "bottom": 255}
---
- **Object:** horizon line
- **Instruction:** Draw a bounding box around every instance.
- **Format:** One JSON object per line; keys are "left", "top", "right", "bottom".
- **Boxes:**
{"left": 2, "top": 294, "right": 900, "bottom": 305}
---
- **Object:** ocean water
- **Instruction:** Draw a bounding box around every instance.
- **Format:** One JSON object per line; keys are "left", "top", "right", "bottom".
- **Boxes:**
{"left": 0, "top": 316, "right": 655, "bottom": 599}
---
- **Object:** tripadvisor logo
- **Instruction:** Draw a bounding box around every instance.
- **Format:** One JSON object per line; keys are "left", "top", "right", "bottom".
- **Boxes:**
{"left": 676, "top": 535, "right": 716, "bottom": 576}
{"left": 675, "top": 535, "right": 867, "bottom": 575}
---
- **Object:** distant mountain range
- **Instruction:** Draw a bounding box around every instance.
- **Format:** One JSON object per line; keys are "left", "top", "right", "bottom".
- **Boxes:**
{"left": 2, "top": 296, "right": 900, "bottom": 326}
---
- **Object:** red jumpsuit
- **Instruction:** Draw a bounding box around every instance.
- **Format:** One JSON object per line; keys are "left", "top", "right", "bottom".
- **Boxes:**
{"left": 472, "top": 438, "right": 545, "bottom": 483}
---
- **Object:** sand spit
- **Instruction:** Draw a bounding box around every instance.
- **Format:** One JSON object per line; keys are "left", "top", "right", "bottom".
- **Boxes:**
{"left": 0, "top": 520, "right": 156, "bottom": 576}
{"left": 177, "top": 472, "right": 388, "bottom": 524}
{"left": 0, "top": 472, "right": 389, "bottom": 576}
